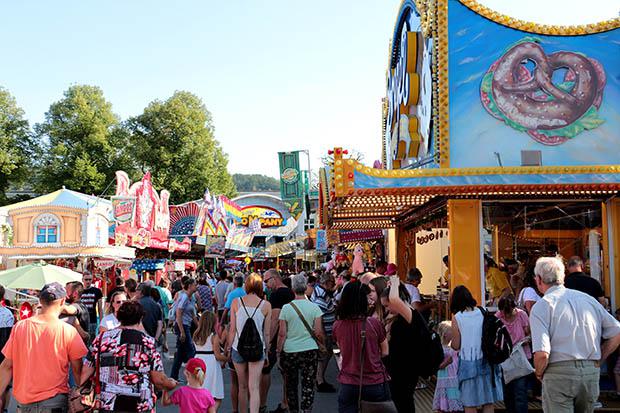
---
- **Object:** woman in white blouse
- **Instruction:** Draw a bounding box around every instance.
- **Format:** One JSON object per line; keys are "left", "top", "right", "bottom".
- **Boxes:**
{"left": 99, "top": 290, "right": 127, "bottom": 333}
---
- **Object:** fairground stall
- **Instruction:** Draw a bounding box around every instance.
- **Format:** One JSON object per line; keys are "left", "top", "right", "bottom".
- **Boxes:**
{"left": 323, "top": 1, "right": 620, "bottom": 309}
{"left": 0, "top": 188, "right": 135, "bottom": 295}
{"left": 112, "top": 171, "right": 192, "bottom": 285}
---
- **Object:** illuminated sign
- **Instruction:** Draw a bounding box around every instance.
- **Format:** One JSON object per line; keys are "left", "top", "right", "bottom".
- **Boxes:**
{"left": 384, "top": 7, "right": 434, "bottom": 169}
{"left": 240, "top": 206, "right": 286, "bottom": 228}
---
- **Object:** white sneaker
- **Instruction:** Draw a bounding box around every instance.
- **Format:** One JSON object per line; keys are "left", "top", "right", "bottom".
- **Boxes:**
{"left": 593, "top": 401, "right": 603, "bottom": 409}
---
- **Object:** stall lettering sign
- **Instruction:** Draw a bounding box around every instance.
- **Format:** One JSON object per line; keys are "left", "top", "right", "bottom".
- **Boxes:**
{"left": 94, "top": 258, "right": 116, "bottom": 269}
{"left": 241, "top": 215, "right": 284, "bottom": 228}
{"left": 112, "top": 196, "right": 136, "bottom": 224}
{"left": 240, "top": 206, "right": 287, "bottom": 228}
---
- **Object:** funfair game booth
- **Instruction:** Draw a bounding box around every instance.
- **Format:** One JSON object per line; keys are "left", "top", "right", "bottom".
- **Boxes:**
{"left": 325, "top": 0, "right": 620, "bottom": 308}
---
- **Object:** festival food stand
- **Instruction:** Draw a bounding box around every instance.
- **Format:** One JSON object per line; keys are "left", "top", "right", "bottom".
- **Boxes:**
{"left": 322, "top": 1, "right": 620, "bottom": 309}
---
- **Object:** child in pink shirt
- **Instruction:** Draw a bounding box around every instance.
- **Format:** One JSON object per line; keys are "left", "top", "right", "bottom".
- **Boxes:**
{"left": 163, "top": 358, "right": 216, "bottom": 413}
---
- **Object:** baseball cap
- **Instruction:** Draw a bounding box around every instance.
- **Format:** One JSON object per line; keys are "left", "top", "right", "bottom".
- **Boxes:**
{"left": 40, "top": 282, "right": 67, "bottom": 302}
{"left": 185, "top": 358, "right": 206, "bottom": 376}
{"left": 385, "top": 263, "right": 398, "bottom": 276}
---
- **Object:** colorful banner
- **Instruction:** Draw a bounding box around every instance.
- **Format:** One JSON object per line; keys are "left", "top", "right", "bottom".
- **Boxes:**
{"left": 278, "top": 151, "right": 304, "bottom": 220}
{"left": 225, "top": 224, "right": 255, "bottom": 253}
{"left": 194, "top": 190, "right": 241, "bottom": 242}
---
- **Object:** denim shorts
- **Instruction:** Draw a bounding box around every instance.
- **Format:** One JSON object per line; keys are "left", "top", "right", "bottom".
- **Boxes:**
{"left": 232, "top": 348, "right": 265, "bottom": 364}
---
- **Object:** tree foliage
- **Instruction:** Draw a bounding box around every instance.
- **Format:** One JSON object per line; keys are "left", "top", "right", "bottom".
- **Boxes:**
{"left": 0, "top": 88, "right": 36, "bottom": 205}
{"left": 35, "top": 85, "right": 135, "bottom": 195}
{"left": 232, "top": 174, "right": 280, "bottom": 192}
{"left": 127, "top": 91, "right": 236, "bottom": 203}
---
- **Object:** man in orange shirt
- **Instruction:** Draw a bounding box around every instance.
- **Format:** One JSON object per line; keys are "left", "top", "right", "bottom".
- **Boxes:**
{"left": 0, "top": 282, "right": 88, "bottom": 412}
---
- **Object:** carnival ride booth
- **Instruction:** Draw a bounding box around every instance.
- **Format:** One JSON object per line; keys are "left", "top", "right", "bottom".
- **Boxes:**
{"left": 322, "top": 0, "right": 620, "bottom": 310}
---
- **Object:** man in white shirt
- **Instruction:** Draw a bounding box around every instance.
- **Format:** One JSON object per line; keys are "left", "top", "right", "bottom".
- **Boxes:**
{"left": 530, "top": 257, "right": 620, "bottom": 413}
{"left": 405, "top": 268, "right": 435, "bottom": 314}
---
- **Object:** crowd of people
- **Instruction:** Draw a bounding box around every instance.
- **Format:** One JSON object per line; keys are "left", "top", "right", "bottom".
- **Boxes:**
{"left": 0, "top": 253, "right": 617, "bottom": 413}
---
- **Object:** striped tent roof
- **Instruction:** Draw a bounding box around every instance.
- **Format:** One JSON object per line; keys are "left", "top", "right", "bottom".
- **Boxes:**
{"left": 2, "top": 188, "right": 111, "bottom": 211}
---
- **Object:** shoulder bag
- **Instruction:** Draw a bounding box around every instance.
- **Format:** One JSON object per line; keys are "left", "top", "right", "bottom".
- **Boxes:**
{"left": 358, "top": 318, "right": 397, "bottom": 413}
{"left": 68, "top": 342, "right": 100, "bottom": 413}
{"left": 289, "top": 301, "right": 327, "bottom": 354}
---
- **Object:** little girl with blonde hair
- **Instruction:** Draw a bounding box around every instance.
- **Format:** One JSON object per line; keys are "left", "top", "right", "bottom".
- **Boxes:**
{"left": 432, "top": 321, "right": 463, "bottom": 412}
{"left": 163, "top": 358, "right": 217, "bottom": 413}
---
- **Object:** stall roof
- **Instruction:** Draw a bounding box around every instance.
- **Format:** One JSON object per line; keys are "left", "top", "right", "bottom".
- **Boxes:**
{"left": 328, "top": 155, "right": 620, "bottom": 230}
{"left": 2, "top": 188, "right": 110, "bottom": 212}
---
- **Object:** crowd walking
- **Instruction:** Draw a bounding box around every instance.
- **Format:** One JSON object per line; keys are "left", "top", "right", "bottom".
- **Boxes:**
{"left": 0, "top": 254, "right": 618, "bottom": 413}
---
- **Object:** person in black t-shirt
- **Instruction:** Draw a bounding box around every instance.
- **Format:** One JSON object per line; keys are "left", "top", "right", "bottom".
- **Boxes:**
{"left": 565, "top": 256, "right": 606, "bottom": 306}
{"left": 261, "top": 269, "right": 295, "bottom": 413}
{"left": 81, "top": 273, "right": 103, "bottom": 338}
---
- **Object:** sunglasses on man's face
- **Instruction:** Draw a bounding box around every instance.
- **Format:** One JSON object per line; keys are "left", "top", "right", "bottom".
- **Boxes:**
{"left": 83, "top": 278, "right": 92, "bottom": 282}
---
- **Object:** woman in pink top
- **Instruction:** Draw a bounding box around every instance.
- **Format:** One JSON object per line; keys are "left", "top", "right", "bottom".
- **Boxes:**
{"left": 495, "top": 294, "right": 530, "bottom": 413}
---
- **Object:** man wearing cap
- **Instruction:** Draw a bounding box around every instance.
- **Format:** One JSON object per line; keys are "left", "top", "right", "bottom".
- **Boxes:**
{"left": 0, "top": 282, "right": 88, "bottom": 412}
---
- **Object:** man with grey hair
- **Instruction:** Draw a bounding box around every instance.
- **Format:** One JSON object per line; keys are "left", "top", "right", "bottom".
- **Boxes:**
{"left": 530, "top": 257, "right": 620, "bottom": 412}
{"left": 565, "top": 255, "right": 606, "bottom": 306}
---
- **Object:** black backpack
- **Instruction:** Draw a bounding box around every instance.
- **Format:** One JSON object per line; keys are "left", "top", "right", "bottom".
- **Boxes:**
{"left": 479, "top": 306, "right": 513, "bottom": 365}
{"left": 237, "top": 298, "right": 265, "bottom": 362}
{"left": 414, "top": 310, "right": 444, "bottom": 379}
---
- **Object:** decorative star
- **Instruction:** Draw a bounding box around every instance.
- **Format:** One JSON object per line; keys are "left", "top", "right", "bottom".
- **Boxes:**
{"left": 21, "top": 308, "right": 31, "bottom": 318}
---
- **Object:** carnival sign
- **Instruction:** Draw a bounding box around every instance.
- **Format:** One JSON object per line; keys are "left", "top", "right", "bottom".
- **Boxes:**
{"left": 240, "top": 206, "right": 286, "bottom": 228}
{"left": 225, "top": 224, "right": 255, "bottom": 253}
{"left": 114, "top": 171, "right": 191, "bottom": 252}
{"left": 93, "top": 258, "right": 116, "bottom": 270}
{"left": 316, "top": 229, "right": 327, "bottom": 252}
{"left": 112, "top": 196, "right": 136, "bottom": 224}
{"left": 278, "top": 151, "right": 304, "bottom": 220}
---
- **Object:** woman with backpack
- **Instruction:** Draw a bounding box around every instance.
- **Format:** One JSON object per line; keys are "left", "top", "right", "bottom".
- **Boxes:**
{"left": 226, "top": 273, "right": 272, "bottom": 413}
{"left": 277, "top": 273, "right": 325, "bottom": 413}
{"left": 450, "top": 285, "right": 503, "bottom": 413}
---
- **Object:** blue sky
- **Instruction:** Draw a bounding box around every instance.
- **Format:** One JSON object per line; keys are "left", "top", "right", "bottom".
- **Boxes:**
{"left": 0, "top": 0, "right": 400, "bottom": 178}
{"left": 0, "top": 0, "right": 616, "bottom": 178}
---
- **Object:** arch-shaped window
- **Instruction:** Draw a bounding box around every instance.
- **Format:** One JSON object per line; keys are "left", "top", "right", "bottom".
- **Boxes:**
{"left": 34, "top": 214, "right": 60, "bottom": 244}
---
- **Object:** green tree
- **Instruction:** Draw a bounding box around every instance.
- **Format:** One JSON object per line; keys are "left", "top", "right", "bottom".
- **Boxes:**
{"left": 128, "top": 91, "right": 236, "bottom": 203}
{"left": 35, "top": 85, "right": 135, "bottom": 195}
{"left": 0, "top": 87, "right": 36, "bottom": 205}
{"left": 232, "top": 174, "right": 280, "bottom": 192}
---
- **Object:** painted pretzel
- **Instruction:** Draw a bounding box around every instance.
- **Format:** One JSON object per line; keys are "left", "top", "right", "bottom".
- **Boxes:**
{"left": 491, "top": 42, "right": 599, "bottom": 131}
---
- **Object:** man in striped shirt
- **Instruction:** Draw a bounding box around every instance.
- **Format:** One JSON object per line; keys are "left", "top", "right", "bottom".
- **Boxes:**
{"left": 311, "top": 272, "right": 337, "bottom": 392}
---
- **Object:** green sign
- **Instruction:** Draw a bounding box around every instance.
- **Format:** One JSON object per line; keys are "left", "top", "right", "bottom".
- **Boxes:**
{"left": 278, "top": 151, "right": 304, "bottom": 220}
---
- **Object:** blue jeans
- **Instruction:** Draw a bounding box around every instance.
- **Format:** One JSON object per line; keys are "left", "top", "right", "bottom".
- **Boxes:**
{"left": 504, "top": 375, "right": 529, "bottom": 413}
{"left": 338, "top": 382, "right": 391, "bottom": 413}
{"left": 170, "top": 324, "right": 195, "bottom": 380}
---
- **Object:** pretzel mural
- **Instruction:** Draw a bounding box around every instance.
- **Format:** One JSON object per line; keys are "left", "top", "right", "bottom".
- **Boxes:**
{"left": 481, "top": 38, "right": 606, "bottom": 145}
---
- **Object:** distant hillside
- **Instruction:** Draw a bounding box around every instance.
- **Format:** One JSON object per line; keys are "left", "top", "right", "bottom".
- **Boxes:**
{"left": 233, "top": 174, "right": 280, "bottom": 192}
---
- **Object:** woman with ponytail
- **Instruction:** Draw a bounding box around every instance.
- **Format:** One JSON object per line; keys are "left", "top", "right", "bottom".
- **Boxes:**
{"left": 163, "top": 357, "right": 217, "bottom": 413}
